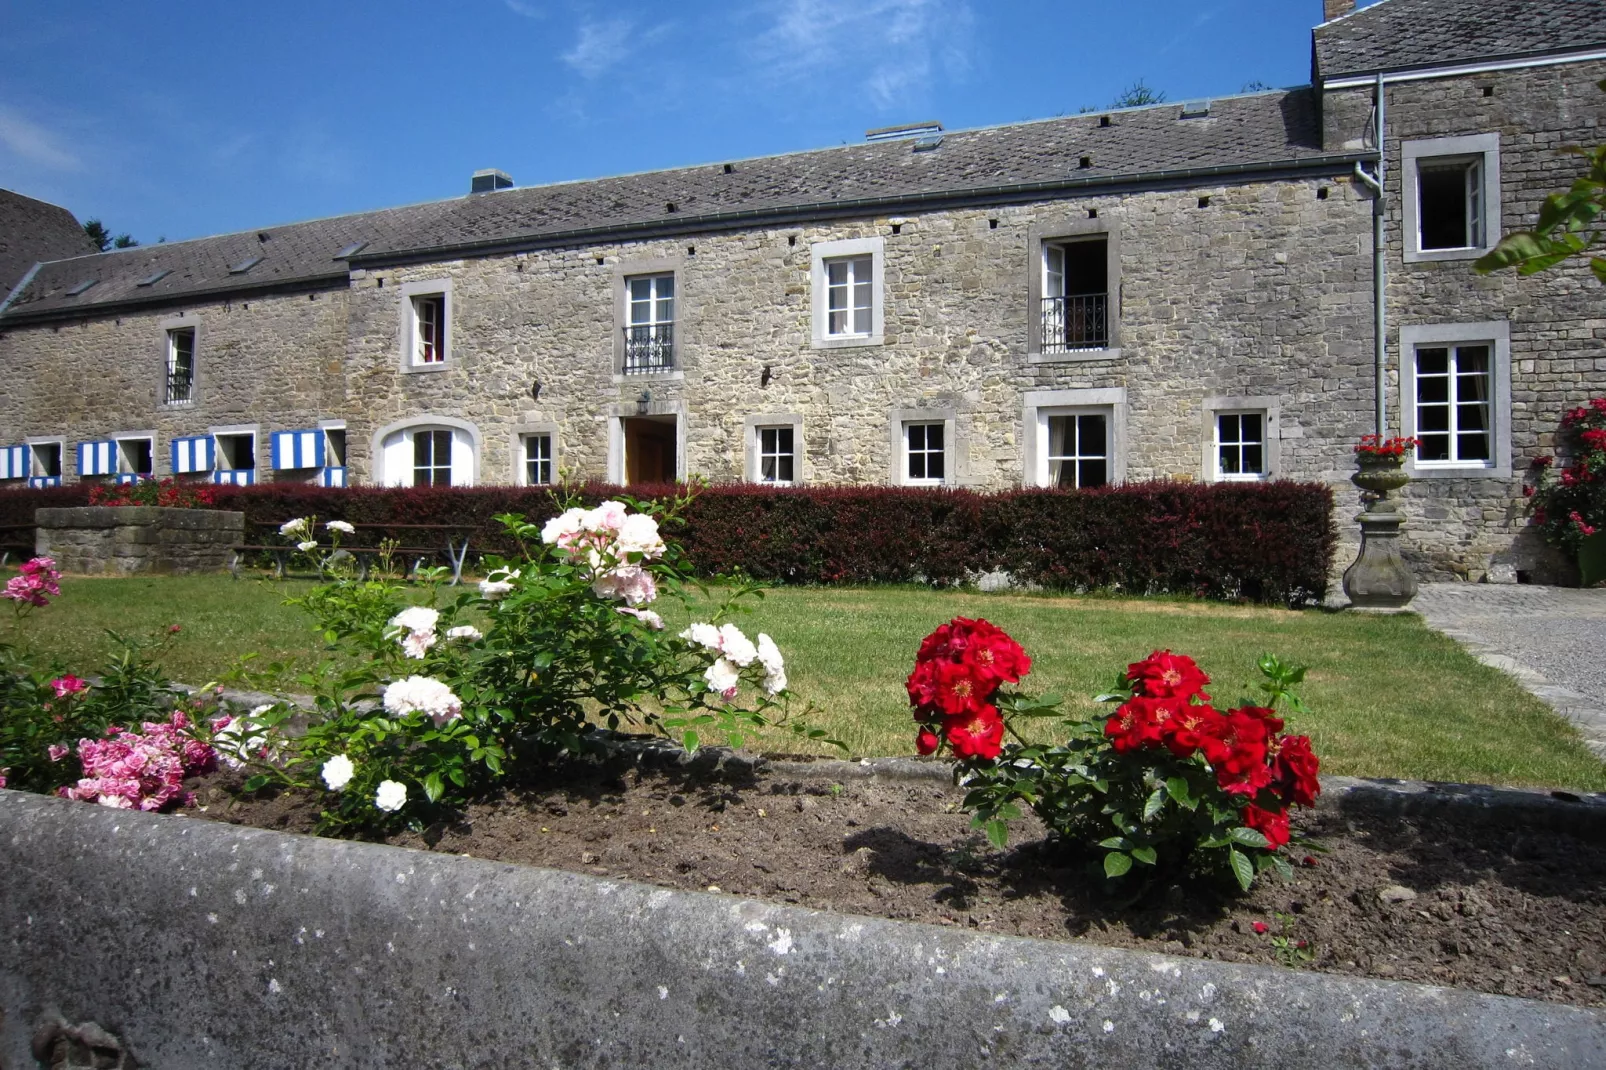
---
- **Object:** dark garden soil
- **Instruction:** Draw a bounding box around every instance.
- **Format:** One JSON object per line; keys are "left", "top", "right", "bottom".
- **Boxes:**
{"left": 187, "top": 760, "right": 1606, "bottom": 1010}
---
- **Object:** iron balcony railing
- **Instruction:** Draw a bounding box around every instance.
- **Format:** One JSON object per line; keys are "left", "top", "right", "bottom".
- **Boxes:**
{"left": 623, "top": 323, "right": 675, "bottom": 374}
{"left": 1041, "top": 293, "right": 1109, "bottom": 352}
{"left": 166, "top": 365, "right": 195, "bottom": 404}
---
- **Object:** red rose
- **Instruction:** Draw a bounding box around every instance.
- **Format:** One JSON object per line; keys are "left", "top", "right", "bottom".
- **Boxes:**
{"left": 1104, "top": 698, "right": 1166, "bottom": 753}
{"left": 1162, "top": 703, "right": 1223, "bottom": 758}
{"left": 1270, "top": 734, "right": 1321, "bottom": 808}
{"left": 962, "top": 627, "right": 1031, "bottom": 689}
{"left": 945, "top": 706, "right": 1004, "bottom": 761}
{"left": 1233, "top": 704, "right": 1285, "bottom": 735}
{"left": 1201, "top": 709, "right": 1272, "bottom": 795}
{"left": 1532, "top": 455, "right": 1553, "bottom": 469}
{"left": 906, "top": 661, "right": 939, "bottom": 708}
{"left": 1241, "top": 804, "right": 1290, "bottom": 849}
{"left": 915, "top": 727, "right": 940, "bottom": 755}
{"left": 1252, "top": 921, "right": 1269, "bottom": 934}
{"left": 1127, "top": 650, "right": 1210, "bottom": 702}
{"left": 930, "top": 659, "right": 990, "bottom": 716}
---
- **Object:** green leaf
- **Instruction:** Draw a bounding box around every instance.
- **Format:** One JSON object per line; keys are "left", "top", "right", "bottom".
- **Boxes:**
{"left": 682, "top": 729, "right": 699, "bottom": 754}
{"left": 1228, "top": 826, "right": 1270, "bottom": 850}
{"left": 423, "top": 773, "right": 444, "bottom": 803}
{"left": 1098, "top": 836, "right": 1128, "bottom": 850}
{"left": 984, "top": 819, "right": 1009, "bottom": 850}
{"left": 1270, "top": 855, "right": 1295, "bottom": 881}
{"left": 242, "top": 774, "right": 271, "bottom": 793}
{"left": 1164, "top": 776, "right": 1195, "bottom": 809}
{"left": 1130, "top": 845, "right": 1158, "bottom": 866}
{"left": 1228, "top": 848, "right": 1254, "bottom": 891}
{"left": 1103, "top": 851, "right": 1133, "bottom": 879}
{"left": 1142, "top": 788, "right": 1166, "bottom": 822}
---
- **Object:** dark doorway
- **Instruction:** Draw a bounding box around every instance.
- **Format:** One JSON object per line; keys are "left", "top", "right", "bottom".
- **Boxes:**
{"left": 623, "top": 416, "right": 677, "bottom": 485}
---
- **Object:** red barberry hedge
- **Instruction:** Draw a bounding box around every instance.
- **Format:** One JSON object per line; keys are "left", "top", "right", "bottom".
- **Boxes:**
{"left": 0, "top": 480, "right": 1335, "bottom": 604}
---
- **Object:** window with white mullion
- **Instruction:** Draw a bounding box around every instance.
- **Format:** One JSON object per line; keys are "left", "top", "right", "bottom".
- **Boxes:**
{"left": 628, "top": 274, "right": 674, "bottom": 327}
{"left": 826, "top": 256, "right": 873, "bottom": 337}
{"left": 904, "top": 422, "right": 945, "bottom": 484}
{"left": 413, "top": 429, "right": 453, "bottom": 486}
{"left": 1415, "top": 344, "right": 1492, "bottom": 466}
{"left": 1045, "top": 412, "right": 1109, "bottom": 488}
{"left": 757, "top": 426, "right": 795, "bottom": 484}
{"left": 413, "top": 296, "right": 444, "bottom": 364}
{"left": 524, "top": 434, "right": 553, "bottom": 486}
{"left": 1214, "top": 412, "right": 1266, "bottom": 481}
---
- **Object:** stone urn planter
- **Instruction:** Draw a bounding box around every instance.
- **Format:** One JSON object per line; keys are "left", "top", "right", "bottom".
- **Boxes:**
{"left": 1580, "top": 530, "right": 1606, "bottom": 588}
{"left": 1342, "top": 452, "right": 1419, "bottom": 611}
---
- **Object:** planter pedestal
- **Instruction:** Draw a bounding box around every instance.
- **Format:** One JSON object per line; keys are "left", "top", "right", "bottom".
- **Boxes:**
{"left": 1343, "top": 459, "right": 1418, "bottom": 612}
{"left": 35, "top": 506, "right": 244, "bottom": 575}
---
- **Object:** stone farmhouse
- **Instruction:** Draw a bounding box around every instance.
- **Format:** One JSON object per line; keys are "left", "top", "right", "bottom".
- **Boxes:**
{"left": 1, "top": 0, "right": 1603, "bottom": 579}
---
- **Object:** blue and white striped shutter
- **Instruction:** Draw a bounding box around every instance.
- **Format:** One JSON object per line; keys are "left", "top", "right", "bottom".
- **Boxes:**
{"left": 28, "top": 476, "right": 62, "bottom": 489}
{"left": 211, "top": 468, "right": 256, "bottom": 486}
{"left": 320, "top": 466, "right": 347, "bottom": 488}
{"left": 271, "top": 430, "right": 324, "bottom": 470}
{"left": 114, "top": 473, "right": 144, "bottom": 485}
{"left": 78, "top": 440, "right": 115, "bottom": 476}
{"left": 171, "top": 436, "right": 214, "bottom": 475}
{"left": 0, "top": 445, "right": 27, "bottom": 480}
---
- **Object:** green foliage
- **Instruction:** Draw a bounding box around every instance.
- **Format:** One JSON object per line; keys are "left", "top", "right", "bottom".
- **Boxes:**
{"left": 1475, "top": 80, "right": 1606, "bottom": 283}
{"left": 1110, "top": 80, "right": 1166, "bottom": 108}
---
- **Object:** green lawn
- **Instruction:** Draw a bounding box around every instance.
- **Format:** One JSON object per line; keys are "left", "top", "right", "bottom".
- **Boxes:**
{"left": 14, "top": 574, "right": 1605, "bottom": 792}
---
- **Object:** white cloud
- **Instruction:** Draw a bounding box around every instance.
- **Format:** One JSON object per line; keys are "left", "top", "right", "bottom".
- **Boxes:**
{"left": 504, "top": 0, "right": 543, "bottom": 18}
{"left": 0, "top": 105, "right": 82, "bottom": 171}
{"left": 752, "top": 0, "right": 974, "bottom": 110}
{"left": 562, "top": 17, "right": 638, "bottom": 78}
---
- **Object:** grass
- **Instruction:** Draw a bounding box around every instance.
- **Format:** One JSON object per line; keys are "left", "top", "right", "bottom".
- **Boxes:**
{"left": 13, "top": 573, "right": 1605, "bottom": 792}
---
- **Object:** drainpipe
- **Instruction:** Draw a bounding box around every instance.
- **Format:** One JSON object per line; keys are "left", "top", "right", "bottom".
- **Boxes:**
{"left": 1351, "top": 73, "right": 1388, "bottom": 437}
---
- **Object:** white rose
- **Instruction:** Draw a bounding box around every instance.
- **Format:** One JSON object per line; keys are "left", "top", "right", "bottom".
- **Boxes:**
{"left": 614, "top": 512, "right": 666, "bottom": 559}
{"left": 756, "top": 633, "right": 785, "bottom": 676}
{"left": 680, "top": 622, "right": 722, "bottom": 650}
{"left": 479, "top": 568, "right": 520, "bottom": 601}
{"left": 445, "top": 625, "right": 483, "bottom": 641}
{"left": 382, "top": 675, "right": 463, "bottom": 726}
{"left": 704, "top": 657, "right": 741, "bottom": 698}
{"left": 296, "top": 540, "right": 319, "bottom": 553}
{"left": 763, "top": 668, "right": 788, "bottom": 696}
{"left": 540, "top": 509, "right": 588, "bottom": 546}
{"left": 388, "top": 607, "right": 440, "bottom": 634}
{"left": 326, "top": 520, "right": 356, "bottom": 535}
{"left": 718, "top": 623, "right": 758, "bottom": 667}
{"left": 617, "top": 607, "right": 664, "bottom": 630}
{"left": 279, "top": 518, "right": 310, "bottom": 539}
{"left": 374, "top": 780, "right": 407, "bottom": 812}
{"left": 321, "top": 754, "right": 355, "bottom": 792}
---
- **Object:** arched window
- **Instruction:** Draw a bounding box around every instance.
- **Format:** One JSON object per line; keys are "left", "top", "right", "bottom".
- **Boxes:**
{"left": 377, "top": 421, "right": 477, "bottom": 487}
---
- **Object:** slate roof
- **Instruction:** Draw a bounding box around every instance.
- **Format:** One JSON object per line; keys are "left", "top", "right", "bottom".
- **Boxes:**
{"left": 1315, "top": 0, "right": 1606, "bottom": 82}
{"left": 1, "top": 89, "right": 1356, "bottom": 323}
{"left": 0, "top": 189, "right": 99, "bottom": 301}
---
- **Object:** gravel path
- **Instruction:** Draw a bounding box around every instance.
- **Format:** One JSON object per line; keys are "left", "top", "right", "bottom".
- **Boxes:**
{"left": 1413, "top": 584, "right": 1606, "bottom": 758}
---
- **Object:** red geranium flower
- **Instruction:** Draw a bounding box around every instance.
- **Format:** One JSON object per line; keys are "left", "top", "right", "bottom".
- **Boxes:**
{"left": 1127, "top": 650, "right": 1210, "bottom": 702}
{"left": 1269, "top": 734, "right": 1321, "bottom": 808}
{"left": 1241, "top": 804, "right": 1291, "bottom": 849}
{"left": 945, "top": 706, "right": 1005, "bottom": 761}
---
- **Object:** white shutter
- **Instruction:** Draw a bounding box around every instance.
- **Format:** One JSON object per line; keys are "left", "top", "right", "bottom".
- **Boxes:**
{"left": 381, "top": 431, "right": 411, "bottom": 487}
{"left": 450, "top": 428, "right": 475, "bottom": 487}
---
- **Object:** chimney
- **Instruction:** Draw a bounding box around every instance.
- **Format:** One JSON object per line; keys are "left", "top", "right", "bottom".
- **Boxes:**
{"left": 470, "top": 169, "right": 514, "bottom": 194}
{"left": 1323, "top": 0, "right": 1354, "bottom": 20}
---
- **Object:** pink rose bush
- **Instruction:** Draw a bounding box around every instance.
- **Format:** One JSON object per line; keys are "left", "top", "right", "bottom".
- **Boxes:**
{"left": 4, "top": 557, "right": 60, "bottom": 609}
{"left": 58, "top": 712, "right": 218, "bottom": 811}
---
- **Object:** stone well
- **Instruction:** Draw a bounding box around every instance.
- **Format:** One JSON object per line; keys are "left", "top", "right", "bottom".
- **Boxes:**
{"left": 35, "top": 506, "right": 244, "bottom": 575}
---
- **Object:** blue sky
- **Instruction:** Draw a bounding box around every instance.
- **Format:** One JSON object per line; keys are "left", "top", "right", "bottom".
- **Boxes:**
{"left": 0, "top": 0, "right": 1368, "bottom": 245}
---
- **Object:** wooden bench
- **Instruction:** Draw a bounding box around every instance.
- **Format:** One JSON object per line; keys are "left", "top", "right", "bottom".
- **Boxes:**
{"left": 230, "top": 521, "right": 476, "bottom": 585}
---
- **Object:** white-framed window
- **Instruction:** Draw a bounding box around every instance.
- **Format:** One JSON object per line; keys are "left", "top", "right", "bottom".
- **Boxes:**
{"left": 811, "top": 237, "right": 884, "bottom": 348}
{"left": 399, "top": 279, "right": 452, "bottom": 370}
{"left": 165, "top": 327, "right": 196, "bottom": 405}
{"left": 1400, "top": 322, "right": 1511, "bottom": 478}
{"left": 523, "top": 433, "right": 554, "bottom": 486}
{"left": 623, "top": 273, "right": 675, "bottom": 374}
{"left": 377, "top": 420, "right": 478, "bottom": 487}
{"left": 116, "top": 436, "right": 155, "bottom": 477}
{"left": 1042, "top": 410, "right": 1111, "bottom": 488}
{"left": 1024, "top": 388, "right": 1126, "bottom": 487}
{"left": 756, "top": 425, "right": 796, "bottom": 485}
{"left": 904, "top": 422, "right": 945, "bottom": 485}
{"left": 1213, "top": 412, "right": 1267, "bottom": 481}
{"left": 214, "top": 431, "right": 257, "bottom": 480}
{"left": 1403, "top": 134, "right": 1500, "bottom": 263}
{"left": 29, "top": 440, "right": 64, "bottom": 486}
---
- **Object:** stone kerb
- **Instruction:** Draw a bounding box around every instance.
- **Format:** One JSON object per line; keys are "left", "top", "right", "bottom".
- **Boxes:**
{"left": 0, "top": 789, "right": 1601, "bottom": 1069}
{"left": 34, "top": 506, "right": 244, "bottom": 575}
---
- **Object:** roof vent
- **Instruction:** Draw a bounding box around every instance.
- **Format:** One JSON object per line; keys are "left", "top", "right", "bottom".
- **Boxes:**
{"left": 865, "top": 120, "right": 943, "bottom": 143}
{"left": 228, "top": 256, "right": 263, "bottom": 275}
{"left": 334, "top": 241, "right": 368, "bottom": 260}
{"left": 471, "top": 168, "right": 514, "bottom": 194}
{"left": 136, "top": 269, "right": 172, "bottom": 287}
{"left": 1180, "top": 100, "right": 1211, "bottom": 119}
{"left": 65, "top": 279, "right": 97, "bottom": 297}
{"left": 912, "top": 134, "right": 944, "bottom": 152}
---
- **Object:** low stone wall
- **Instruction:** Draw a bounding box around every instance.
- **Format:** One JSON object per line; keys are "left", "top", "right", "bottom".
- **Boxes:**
{"left": 35, "top": 507, "right": 243, "bottom": 575}
{"left": 0, "top": 789, "right": 1602, "bottom": 1069}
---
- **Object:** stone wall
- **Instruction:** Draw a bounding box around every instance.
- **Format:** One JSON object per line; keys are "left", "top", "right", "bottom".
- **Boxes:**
{"left": 36, "top": 507, "right": 244, "bottom": 575}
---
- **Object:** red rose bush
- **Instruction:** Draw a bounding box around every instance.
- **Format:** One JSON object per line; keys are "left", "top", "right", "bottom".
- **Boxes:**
{"left": 910, "top": 619, "right": 1321, "bottom": 890}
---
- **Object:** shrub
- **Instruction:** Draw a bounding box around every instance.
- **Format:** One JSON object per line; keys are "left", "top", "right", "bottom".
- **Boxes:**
{"left": 1, "top": 478, "right": 1336, "bottom": 604}
{"left": 909, "top": 617, "right": 1321, "bottom": 892}
{"left": 1528, "top": 397, "right": 1606, "bottom": 554}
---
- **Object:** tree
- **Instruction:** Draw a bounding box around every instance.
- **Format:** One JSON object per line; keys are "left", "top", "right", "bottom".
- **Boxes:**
{"left": 1110, "top": 80, "right": 1166, "bottom": 108}
{"left": 82, "top": 219, "right": 138, "bottom": 252}
{"left": 1474, "top": 79, "right": 1606, "bottom": 283}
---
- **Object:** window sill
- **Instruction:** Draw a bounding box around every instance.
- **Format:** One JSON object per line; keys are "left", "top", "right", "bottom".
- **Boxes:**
{"left": 400, "top": 361, "right": 450, "bottom": 375}
{"left": 1404, "top": 246, "right": 1491, "bottom": 264}
{"left": 813, "top": 334, "right": 884, "bottom": 351}
{"left": 612, "top": 370, "right": 685, "bottom": 385}
{"left": 1405, "top": 463, "right": 1510, "bottom": 480}
{"left": 1215, "top": 473, "right": 1269, "bottom": 483}
{"left": 1028, "top": 347, "right": 1122, "bottom": 364}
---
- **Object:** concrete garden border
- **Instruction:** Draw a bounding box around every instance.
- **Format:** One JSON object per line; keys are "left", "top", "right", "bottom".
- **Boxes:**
{"left": 3, "top": 773, "right": 1605, "bottom": 1069}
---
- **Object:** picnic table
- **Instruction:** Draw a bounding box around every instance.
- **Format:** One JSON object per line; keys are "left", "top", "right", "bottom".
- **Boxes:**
{"left": 231, "top": 521, "right": 477, "bottom": 584}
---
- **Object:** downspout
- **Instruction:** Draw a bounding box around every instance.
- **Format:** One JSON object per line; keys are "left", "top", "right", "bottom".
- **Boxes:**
{"left": 1351, "top": 72, "right": 1388, "bottom": 437}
